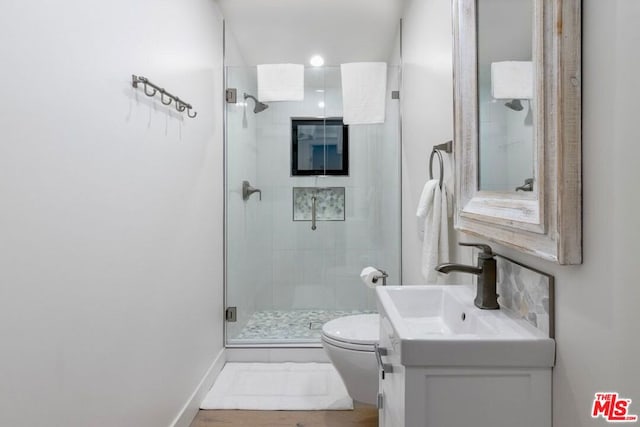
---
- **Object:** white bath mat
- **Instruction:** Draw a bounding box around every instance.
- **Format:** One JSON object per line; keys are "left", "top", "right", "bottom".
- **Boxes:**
{"left": 200, "top": 362, "right": 354, "bottom": 410}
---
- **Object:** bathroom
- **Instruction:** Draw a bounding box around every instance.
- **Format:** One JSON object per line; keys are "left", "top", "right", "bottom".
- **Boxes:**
{"left": 0, "top": 0, "right": 638, "bottom": 426}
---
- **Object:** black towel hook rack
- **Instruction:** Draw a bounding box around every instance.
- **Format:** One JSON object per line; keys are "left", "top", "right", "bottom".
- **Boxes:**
{"left": 132, "top": 75, "right": 197, "bottom": 119}
{"left": 429, "top": 140, "right": 452, "bottom": 189}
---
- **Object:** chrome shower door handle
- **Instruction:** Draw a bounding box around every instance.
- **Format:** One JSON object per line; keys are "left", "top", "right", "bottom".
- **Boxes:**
{"left": 311, "top": 195, "right": 317, "bottom": 231}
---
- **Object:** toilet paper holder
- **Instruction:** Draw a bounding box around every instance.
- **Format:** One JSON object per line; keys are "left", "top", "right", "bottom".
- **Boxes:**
{"left": 372, "top": 268, "right": 388, "bottom": 286}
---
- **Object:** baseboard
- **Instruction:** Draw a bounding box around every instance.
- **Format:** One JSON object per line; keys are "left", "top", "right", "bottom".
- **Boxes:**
{"left": 169, "top": 348, "right": 226, "bottom": 427}
{"left": 226, "top": 347, "right": 329, "bottom": 363}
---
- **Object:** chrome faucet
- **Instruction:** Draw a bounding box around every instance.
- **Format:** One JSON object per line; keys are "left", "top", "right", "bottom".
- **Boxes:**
{"left": 436, "top": 243, "right": 499, "bottom": 310}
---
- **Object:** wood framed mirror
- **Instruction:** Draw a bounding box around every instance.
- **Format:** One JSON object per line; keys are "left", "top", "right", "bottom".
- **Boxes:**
{"left": 452, "top": 0, "right": 582, "bottom": 264}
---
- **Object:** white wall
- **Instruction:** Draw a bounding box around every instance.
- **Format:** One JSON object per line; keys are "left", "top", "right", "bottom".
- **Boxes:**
{"left": 402, "top": 0, "right": 640, "bottom": 426}
{"left": 401, "top": 0, "right": 471, "bottom": 285}
{"left": 486, "top": 1, "right": 640, "bottom": 425}
{"left": 0, "top": 1, "right": 224, "bottom": 426}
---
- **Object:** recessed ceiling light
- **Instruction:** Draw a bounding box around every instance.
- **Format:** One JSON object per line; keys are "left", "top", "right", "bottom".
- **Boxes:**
{"left": 315, "top": 89, "right": 325, "bottom": 93}
{"left": 310, "top": 55, "right": 324, "bottom": 67}
{"left": 318, "top": 101, "right": 325, "bottom": 109}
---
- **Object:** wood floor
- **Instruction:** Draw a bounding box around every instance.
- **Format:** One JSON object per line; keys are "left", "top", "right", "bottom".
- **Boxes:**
{"left": 190, "top": 403, "right": 378, "bottom": 427}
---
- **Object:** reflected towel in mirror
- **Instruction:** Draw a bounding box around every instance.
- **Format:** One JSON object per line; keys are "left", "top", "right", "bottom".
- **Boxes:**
{"left": 491, "top": 61, "right": 533, "bottom": 100}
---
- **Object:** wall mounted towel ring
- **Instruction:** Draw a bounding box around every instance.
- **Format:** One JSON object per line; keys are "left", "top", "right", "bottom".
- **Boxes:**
{"left": 132, "top": 75, "right": 197, "bottom": 119}
{"left": 429, "top": 140, "right": 452, "bottom": 189}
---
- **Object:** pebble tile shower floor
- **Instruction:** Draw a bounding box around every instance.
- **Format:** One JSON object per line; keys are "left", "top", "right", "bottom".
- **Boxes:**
{"left": 231, "top": 309, "right": 375, "bottom": 343}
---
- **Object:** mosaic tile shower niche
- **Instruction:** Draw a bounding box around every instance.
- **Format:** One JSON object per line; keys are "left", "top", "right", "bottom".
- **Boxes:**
{"left": 293, "top": 187, "right": 345, "bottom": 222}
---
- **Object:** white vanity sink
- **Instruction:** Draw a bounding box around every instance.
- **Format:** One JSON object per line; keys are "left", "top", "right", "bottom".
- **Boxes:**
{"left": 376, "top": 285, "right": 555, "bottom": 367}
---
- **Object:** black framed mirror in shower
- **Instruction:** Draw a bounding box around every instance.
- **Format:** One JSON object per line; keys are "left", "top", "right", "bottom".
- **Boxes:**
{"left": 291, "top": 118, "right": 349, "bottom": 176}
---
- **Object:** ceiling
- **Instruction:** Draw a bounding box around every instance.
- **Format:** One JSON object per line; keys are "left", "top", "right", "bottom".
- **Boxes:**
{"left": 216, "top": 0, "right": 404, "bottom": 66}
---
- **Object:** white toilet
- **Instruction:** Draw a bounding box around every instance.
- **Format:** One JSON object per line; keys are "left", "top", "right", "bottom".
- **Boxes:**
{"left": 321, "top": 313, "right": 380, "bottom": 405}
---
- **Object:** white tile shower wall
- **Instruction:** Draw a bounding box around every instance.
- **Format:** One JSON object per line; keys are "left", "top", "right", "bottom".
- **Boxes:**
{"left": 255, "top": 67, "right": 401, "bottom": 312}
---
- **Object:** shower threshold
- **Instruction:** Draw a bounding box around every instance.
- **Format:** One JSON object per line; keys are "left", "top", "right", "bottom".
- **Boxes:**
{"left": 228, "top": 309, "right": 375, "bottom": 346}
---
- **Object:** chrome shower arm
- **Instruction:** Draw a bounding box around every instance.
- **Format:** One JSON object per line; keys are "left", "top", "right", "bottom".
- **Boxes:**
{"left": 243, "top": 93, "right": 269, "bottom": 113}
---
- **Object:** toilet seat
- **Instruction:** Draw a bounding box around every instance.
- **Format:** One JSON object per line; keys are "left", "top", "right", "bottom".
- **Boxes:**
{"left": 322, "top": 334, "right": 374, "bottom": 352}
{"left": 321, "top": 314, "right": 379, "bottom": 351}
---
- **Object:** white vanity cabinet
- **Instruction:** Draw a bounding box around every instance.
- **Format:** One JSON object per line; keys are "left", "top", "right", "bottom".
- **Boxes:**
{"left": 377, "top": 313, "right": 405, "bottom": 427}
{"left": 377, "top": 309, "right": 552, "bottom": 427}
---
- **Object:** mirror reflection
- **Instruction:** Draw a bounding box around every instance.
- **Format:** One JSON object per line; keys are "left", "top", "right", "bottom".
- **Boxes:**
{"left": 477, "top": 0, "right": 535, "bottom": 192}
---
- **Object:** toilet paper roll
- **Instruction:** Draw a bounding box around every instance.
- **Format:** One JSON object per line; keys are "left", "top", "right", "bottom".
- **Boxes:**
{"left": 360, "top": 266, "right": 382, "bottom": 289}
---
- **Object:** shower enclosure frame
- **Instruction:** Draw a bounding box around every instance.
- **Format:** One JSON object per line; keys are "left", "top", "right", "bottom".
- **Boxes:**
{"left": 222, "top": 22, "right": 404, "bottom": 350}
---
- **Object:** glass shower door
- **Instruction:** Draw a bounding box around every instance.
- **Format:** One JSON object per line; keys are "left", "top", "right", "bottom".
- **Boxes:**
{"left": 225, "top": 66, "right": 401, "bottom": 346}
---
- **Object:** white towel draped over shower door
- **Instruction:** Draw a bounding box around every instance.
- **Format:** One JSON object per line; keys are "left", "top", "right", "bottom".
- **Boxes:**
{"left": 417, "top": 179, "right": 451, "bottom": 284}
{"left": 340, "top": 62, "right": 387, "bottom": 125}
{"left": 257, "top": 64, "right": 305, "bottom": 102}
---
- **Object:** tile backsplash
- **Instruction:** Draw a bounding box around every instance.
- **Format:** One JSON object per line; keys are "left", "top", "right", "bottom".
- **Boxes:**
{"left": 495, "top": 255, "right": 555, "bottom": 338}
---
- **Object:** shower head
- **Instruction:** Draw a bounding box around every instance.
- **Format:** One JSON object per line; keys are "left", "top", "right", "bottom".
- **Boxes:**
{"left": 504, "top": 99, "right": 524, "bottom": 111}
{"left": 244, "top": 93, "right": 269, "bottom": 113}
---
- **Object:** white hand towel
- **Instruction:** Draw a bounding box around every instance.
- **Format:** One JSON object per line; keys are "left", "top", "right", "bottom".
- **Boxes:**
{"left": 340, "top": 62, "right": 387, "bottom": 125}
{"left": 417, "top": 181, "right": 451, "bottom": 284}
{"left": 257, "top": 64, "right": 304, "bottom": 102}
{"left": 416, "top": 179, "right": 439, "bottom": 240}
{"left": 491, "top": 61, "right": 533, "bottom": 99}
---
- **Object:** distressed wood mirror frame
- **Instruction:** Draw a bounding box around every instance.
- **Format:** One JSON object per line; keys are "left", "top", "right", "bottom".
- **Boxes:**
{"left": 453, "top": 0, "right": 582, "bottom": 264}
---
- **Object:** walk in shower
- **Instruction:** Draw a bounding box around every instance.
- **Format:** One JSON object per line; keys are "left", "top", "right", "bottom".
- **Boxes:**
{"left": 225, "top": 65, "right": 401, "bottom": 346}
